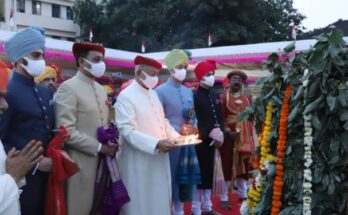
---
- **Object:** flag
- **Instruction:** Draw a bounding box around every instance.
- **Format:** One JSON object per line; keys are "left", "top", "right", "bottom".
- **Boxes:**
{"left": 141, "top": 40, "right": 145, "bottom": 53}
{"left": 9, "top": 9, "right": 15, "bottom": 28}
{"left": 208, "top": 31, "right": 212, "bottom": 47}
{"left": 89, "top": 27, "right": 93, "bottom": 42}
{"left": 291, "top": 23, "right": 297, "bottom": 40}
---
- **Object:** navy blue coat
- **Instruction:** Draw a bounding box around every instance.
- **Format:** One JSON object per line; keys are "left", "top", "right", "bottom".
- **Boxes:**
{"left": 194, "top": 86, "right": 224, "bottom": 189}
{"left": 0, "top": 71, "right": 55, "bottom": 215}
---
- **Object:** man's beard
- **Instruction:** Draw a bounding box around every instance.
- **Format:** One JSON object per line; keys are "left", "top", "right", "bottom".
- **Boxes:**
{"left": 231, "top": 83, "right": 241, "bottom": 92}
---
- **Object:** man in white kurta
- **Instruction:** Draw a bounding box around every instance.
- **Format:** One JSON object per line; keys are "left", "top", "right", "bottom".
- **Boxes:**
{"left": 115, "top": 56, "right": 180, "bottom": 215}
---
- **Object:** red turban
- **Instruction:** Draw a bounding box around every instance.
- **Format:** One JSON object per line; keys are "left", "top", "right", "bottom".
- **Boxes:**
{"left": 0, "top": 60, "right": 9, "bottom": 91}
{"left": 194, "top": 60, "right": 216, "bottom": 81}
{"left": 134, "top": 56, "right": 162, "bottom": 69}
{"left": 72, "top": 42, "right": 105, "bottom": 57}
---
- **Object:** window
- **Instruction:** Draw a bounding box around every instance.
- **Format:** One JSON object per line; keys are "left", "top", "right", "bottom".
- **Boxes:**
{"left": 16, "top": 0, "right": 25, "bottom": 13}
{"left": 32, "top": 1, "right": 41, "bottom": 15}
{"left": 67, "top": 37, "right": 75, "bottom": 42}
{"left": 66, "top": 7, "right": 73, "bottom": 20}
{"left": 52, "top": 4, "right": 60, "bottom": 18}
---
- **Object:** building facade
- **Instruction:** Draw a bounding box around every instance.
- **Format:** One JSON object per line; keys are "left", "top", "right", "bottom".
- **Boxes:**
{"left": 0, "top": 0, "right": 80, "bottom": 41}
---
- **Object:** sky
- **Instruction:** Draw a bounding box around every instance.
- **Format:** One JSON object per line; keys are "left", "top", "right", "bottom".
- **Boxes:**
{"left": 293, "top": 0, "right": 348, "bottom": 31}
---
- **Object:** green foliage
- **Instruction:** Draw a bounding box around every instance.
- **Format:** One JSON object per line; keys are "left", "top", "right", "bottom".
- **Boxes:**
{"left": 252, "top": 28, "right": 348, "bottom": 214}
{"left": 73, "top": 0, "right": 305, "bottom": 51}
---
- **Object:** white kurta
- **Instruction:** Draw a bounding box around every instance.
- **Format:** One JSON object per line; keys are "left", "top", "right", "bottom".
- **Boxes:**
{"left": 0, "top": 141, "right": 21, "bottom": 215}
{"left": 115, "top": 81, "right": 180, "bottom": 215}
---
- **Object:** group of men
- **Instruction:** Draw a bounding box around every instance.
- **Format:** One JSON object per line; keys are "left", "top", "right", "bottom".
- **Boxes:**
{"left": 0, "top": 26, "right": 256, "bottom": 215}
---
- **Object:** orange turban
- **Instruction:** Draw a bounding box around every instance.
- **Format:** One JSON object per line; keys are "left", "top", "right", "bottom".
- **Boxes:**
{"left": 0, "top": 60, "right": 9, "bottom": 90}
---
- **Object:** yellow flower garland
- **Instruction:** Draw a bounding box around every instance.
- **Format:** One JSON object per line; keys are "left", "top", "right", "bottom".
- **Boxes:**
{"left": 246, "top": 101, "right": 273, "bottom": 213}
{"left": 260, "top": 101, "right": 273, "bottom": 168}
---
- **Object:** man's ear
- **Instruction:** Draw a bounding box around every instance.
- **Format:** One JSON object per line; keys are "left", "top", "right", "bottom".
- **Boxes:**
{"left": 135, "top": 69, "right": 142, "bottom": 78}
{"left": 19, "top": 58, "right": 28, "bottom": 66}
{"left": 79, "top": 57, "right": 91, "bottom": 69}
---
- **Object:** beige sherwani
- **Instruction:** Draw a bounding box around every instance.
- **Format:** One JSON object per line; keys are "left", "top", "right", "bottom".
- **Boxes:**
{"left": 54, "top": 71, "right": 108, "bottom": 215}
{"left": 115, "top": 81, "right": 179, "bottom": 215}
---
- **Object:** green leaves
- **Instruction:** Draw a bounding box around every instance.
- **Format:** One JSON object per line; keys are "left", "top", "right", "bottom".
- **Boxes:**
{"left": 304, "top": 95, "right": 324, "bottom": 114}
{"left": 326, "top": 96, "right": 336, "bottom": 111}
{"left": 284, "top": 41, "right": 296, "bottom": 55}
{"left": 254, "top": 28, "right": 348, "bottom": 214}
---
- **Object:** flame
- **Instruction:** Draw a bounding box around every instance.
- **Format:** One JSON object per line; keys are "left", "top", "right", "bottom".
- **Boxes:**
{"left": 184, "top": 134, "right": 199, "bottom": 144}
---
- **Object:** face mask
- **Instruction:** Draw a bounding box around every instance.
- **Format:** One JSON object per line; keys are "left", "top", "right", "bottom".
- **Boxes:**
{"left": 201, "top": 75, "right": 215, "bottom": 87}
{"left": 141, "top": 71, "right": 158, "bottom": 89}
{"left": 83, "top": 59, "right": 106, "bottom": 78}
{"left": 172, "top": 68, "right": 187, "bottom": 82}
{"left": 20, "top": 57, "right": 46, "bottom": 77}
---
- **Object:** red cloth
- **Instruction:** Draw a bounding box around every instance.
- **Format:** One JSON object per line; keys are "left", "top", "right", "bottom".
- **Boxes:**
{"left": 223, "top": 77, "right": 229, "bottom": 88}
{"left": 45, "top": 126, "right": 79, "bottom": 215}
{"left": 134, "top": 55, "right": 162, "bottom": 69}
{"left": 194, "top": 60, "right": 216, "bottom": 81}
{"left": 0, "top": 60, "right": 9, "bottom": 90}
{"left": 72, "top": 42, "right": 105, "bottom": 57}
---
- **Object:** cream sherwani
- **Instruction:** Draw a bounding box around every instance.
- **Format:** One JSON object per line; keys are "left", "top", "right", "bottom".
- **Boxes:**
{"left": 54, "top": 71, "right": 108, "bottom": 215}
{"left": 115, "top": 80, "right": 180, "bottom": 215}
{"left": 0, "top": 141, "right": 21, "bottom": 215}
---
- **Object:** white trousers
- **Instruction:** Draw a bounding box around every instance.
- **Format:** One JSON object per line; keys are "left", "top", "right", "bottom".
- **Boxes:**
{"left": 192, "top": 189, "right": 212, "bottom": 214}
{"left": 235, "top": 177, "right": 248, "bottom": 199}
{"left": 172, "top": 200, "right": 184, "bottom": 215}
{"left": 219, "top": 181, "right": 231, "bottom": 201}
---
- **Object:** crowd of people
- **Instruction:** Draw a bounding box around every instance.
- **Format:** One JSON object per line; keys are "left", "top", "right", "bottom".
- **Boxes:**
{"left": 0, "top": 27, "right": 257, "bottom": 215}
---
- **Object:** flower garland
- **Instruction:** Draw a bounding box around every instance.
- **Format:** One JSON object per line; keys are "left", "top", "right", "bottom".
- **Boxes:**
{"left": 302, "top": 70, "right": 313, "bottom": 215}
{"left": 245, "top": 101, "right": 274, "bottom": 214}
{"left": 271, "top": 86, "right": 292, "bottom": 215}
{"left": 260, "top": 101, "right": 274, "bottom": 169}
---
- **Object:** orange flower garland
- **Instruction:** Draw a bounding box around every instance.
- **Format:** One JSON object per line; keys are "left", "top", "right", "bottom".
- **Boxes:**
{"left": 271, "top": 85, "right": 292, "bottom": 215}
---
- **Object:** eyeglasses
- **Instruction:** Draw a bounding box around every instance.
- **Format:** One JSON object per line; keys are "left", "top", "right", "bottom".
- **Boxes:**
{"left": 230, "top": 76, "right": 243, "bottom": 82}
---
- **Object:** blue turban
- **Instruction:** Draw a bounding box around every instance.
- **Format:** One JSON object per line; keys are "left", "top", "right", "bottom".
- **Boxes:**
{"left": 4, "top": 27, "right": 45, "bottom": 63}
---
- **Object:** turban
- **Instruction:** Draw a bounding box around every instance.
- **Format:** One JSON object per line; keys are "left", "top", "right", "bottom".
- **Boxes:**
{"left": 0, "top": 60, "right": 9, "bottom": 90}
{"left": 72, "top": 42, "right": 105, "bottom": 57}
{"left": 194, "top": 60, "right": 217, "bottom": 81}
{"left": 227, "top": 70, "right": 248, "bottom": 82}
{"left": 4, "top": 27, "right": 45, "bottom": 63}
{"left": 35, "top": 65, "right": 58, "bottom": 84}
{"left": 134, "top": 56, "right": 162, "bottom": 69}
{"left": 103, "top": 85, "right": 114, "bottom": 94}
{"left": 164, "top": 49, "right": 189, "bottom": 70}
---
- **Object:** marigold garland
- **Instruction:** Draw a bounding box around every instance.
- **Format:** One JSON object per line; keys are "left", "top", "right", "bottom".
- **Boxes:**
{"left": 271, "top": 86, "right": 292, "bottom": 215}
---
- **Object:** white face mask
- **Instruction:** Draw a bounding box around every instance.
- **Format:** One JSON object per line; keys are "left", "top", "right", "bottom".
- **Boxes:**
{"left": 201, "top": 75, "right": 215, "bottom": 87}
{"left": 172, "top": 68, "right": 187, "bottom": 82}
{"left": 20, "top": 57, "right": 46, "bottom": 77}
{"left": 83, "top": 59, "right": 106, "bottom": 78}
{"left": 141, "top": 71, "right": 158, "bottom": 89}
